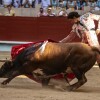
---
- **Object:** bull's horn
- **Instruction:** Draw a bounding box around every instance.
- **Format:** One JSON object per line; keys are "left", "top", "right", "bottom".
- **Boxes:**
{"left": 0, "top": 59, "right": 7, "bottom": 62}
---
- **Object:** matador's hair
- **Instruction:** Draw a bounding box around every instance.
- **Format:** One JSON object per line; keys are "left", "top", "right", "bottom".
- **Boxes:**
{"left": 67, "top": 12, "right": 80, "bottom": 19}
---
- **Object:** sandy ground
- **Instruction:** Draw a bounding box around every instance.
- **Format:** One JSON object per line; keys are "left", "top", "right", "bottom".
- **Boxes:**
{"left": 0, "top": 52, "right": 100, "bottom": 100}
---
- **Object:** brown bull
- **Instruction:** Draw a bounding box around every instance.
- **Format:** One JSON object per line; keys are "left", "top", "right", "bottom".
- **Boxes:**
{"left": 0, "top": 41, "right": 99, "bottom": 91}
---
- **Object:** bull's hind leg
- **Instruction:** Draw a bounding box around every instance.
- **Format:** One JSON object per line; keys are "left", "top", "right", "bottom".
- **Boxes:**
{"left": 1, "top": 70, "right": 21, "bottom": 85}
{"left": 67, "top": 68, "right": 87, "bottom": 91}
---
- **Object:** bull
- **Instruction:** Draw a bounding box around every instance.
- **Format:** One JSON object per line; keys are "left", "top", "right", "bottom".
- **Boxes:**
{"left": 0, "top": 41, "right": 99, "bottom": 91}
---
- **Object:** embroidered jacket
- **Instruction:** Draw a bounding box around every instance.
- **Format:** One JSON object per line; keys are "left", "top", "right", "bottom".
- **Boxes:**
{"left": 60, "top": 12, "right": 100, "bottom": 44}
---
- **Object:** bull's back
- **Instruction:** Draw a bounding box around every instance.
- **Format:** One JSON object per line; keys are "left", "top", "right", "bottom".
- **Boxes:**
{"left": 34, "top": 42, "right": 71, "bottom": 61}
{"left": 17, "top": 42, "right": 94, "bottom": 63}
{"left": 34, "top": 42, "right": 93, "bottom": 60}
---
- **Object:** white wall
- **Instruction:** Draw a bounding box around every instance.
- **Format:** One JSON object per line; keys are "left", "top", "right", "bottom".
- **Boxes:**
{"left": 0, "top": 6, "right": 100, "bottom": 17}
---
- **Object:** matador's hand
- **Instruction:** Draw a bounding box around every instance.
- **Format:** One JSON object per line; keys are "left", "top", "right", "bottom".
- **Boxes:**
{"left": 96, "top": 29, "right": 100, "bottom": 35}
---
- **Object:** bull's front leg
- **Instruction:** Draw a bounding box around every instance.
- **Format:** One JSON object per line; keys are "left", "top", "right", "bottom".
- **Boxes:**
{"left": 1, "top": 70, "right": 21, "bottom": 85}
{"left": 67, "top": 68, "right": 87, "bottom": 91}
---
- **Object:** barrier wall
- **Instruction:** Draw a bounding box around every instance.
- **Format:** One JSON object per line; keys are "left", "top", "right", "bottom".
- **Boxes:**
{"left": 0, "top": 16, "right": 99, "bottom": 43}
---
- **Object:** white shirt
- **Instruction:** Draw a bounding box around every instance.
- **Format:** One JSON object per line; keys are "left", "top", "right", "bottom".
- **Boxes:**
{"left": 58, "top": 10, "right": 67, "bottom": 16}
{"left": 41, "top": 0, "right": 50, "bottom": 8}
{"left": 37, "top": 12, "right": 47, "bottom": 17}
{"left": 3, "top": 0, "right": 12, "bottom": 5}
{"left": 13, "top": 0, "right": 21, "bottom": 8}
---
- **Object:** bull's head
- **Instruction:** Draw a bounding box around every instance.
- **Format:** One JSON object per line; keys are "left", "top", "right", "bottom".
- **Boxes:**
{"left": 0, "top": 60, "right": 13, "bottom": 77}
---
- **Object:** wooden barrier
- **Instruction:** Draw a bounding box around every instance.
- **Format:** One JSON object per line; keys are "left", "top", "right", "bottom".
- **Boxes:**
{"left": 0, "top": 16, "right": 100, "bottom": 43}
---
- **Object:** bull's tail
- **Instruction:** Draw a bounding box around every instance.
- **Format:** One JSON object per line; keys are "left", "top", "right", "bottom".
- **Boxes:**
{"left": 91, "top": 47, "right": 100, "bottom": 68}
